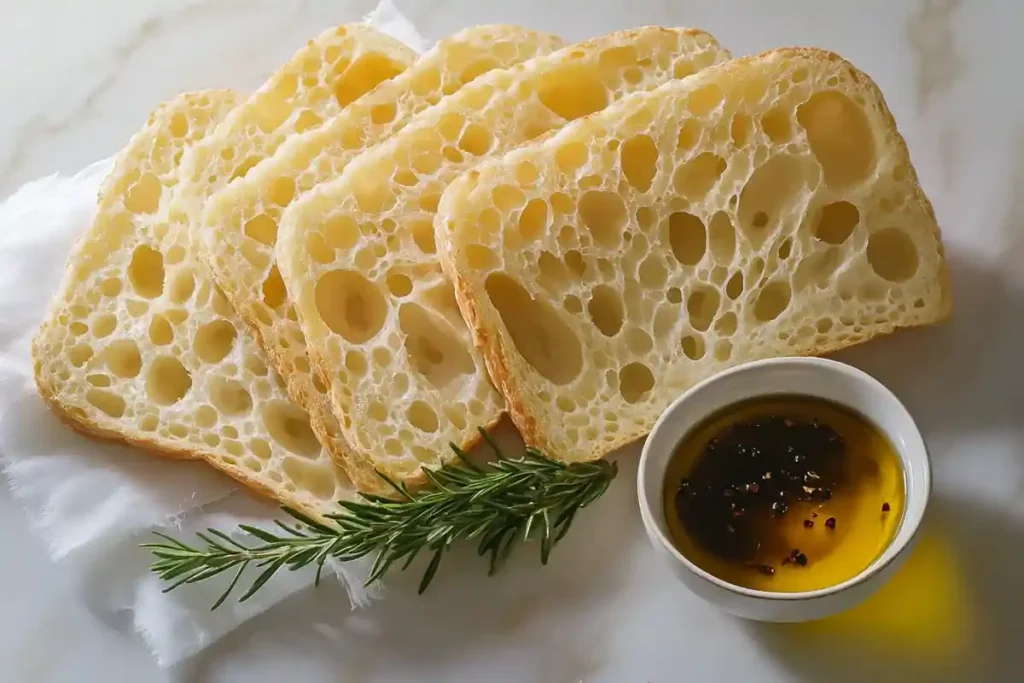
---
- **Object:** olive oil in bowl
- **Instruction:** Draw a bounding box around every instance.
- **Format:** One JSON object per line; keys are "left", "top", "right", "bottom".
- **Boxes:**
{"left": 663, "top": 395, "right": 905, "bottom": 593}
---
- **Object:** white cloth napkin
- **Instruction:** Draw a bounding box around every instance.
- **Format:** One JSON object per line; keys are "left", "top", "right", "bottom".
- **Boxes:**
{"left": 0, "top": 0, "right": 426, "bottom": 668}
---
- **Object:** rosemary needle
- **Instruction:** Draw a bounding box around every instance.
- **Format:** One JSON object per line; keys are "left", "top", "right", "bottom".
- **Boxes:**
{"left": 144, "top": 428, "right": 618, "bottom": 609}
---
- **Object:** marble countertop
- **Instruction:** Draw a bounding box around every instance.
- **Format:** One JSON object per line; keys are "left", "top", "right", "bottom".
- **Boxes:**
{"left": 3, "top": 1, "right": 1024, "bottom": 681}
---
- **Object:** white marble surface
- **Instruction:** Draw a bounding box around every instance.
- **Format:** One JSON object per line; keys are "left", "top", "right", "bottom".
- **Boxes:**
{"left": 2, "top": 0, "right": 1024, "bottom": 681}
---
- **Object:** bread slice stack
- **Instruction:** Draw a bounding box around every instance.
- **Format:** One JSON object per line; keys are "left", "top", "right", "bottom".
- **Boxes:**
{"left": 276, "top": 27, "right": 731, "bottom": 483}
{"left": 33, "top": 19, "right": 950, "bottom": 519}
{"left": 31, "top": 90, "right": 364, "bottom": 520}
{"left": 199, "top": 25, "right": 563, "bottom": 490}
{"left": 437, "top": 47, "right": 952, "bottom": 462}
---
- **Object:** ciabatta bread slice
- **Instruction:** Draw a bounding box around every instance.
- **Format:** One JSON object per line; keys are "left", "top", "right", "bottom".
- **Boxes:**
{"left": 32, "top": 91, "right": 360, "bottom": 519}
{"left": 437, "top": 47, "right": 952, "bottom": 463}
{"left": 276, "top": 27, "right": 731, "bottom": 482}
{"left": 200, "top": 26, "right": 562, "bottom": 486}
{"left": 164, "top": 25, "right": 414, "bottom": 492}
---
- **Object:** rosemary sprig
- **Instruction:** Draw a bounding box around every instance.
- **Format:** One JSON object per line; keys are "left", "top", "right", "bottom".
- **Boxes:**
{"left": 145, "top": 429, "right": 617, "bottom": 609}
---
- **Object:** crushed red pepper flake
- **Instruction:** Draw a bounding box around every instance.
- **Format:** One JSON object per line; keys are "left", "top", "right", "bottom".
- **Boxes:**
{"left": 803, "top": 519, "right": 814, "bottom": 528}
{"left": 824, "top": 517, "right": 837, "bottom": 530}
{"left": 881, "top": 502, "right": 891, "bottom": 512}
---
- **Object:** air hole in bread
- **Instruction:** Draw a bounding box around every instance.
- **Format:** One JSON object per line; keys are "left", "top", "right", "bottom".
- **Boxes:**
{"left": 778, "top": 237, "right": 793, "bottom": 260}
{"left": 146, "top": 315, "right": 173, "bottom": 346}
{"left": 194, "top": 405, "right": 218, "bottom": 429}
{"left": 706, "top": 211, "right": 736, "bottom": 264}
{"left": 563, "top": 294, "right": 582, "bottom": 314}
{"left": 681, "top": 333, "right": 705, "bottom": 360}
{"left": 867, "top": 227, "right": 919, "bottom": 282}
{"left": 687, "top": 286, "right": 720, "bottom": 332}
{"left": 537, "top": 62, "right": 608, "bottom": 121}
{"left": 486, "top": 273, "right": 582, "bottom": 385}
{"left": 739, "top": 154, "right": 812, "bottom": 247}
{"left": 563, "top": 250, "right": 586, "bottom": 278}
{"left": 579, "top": 191, "right": 626, "bottom": 248}
{"left": 714, "top": 339, "right": 733, "bottom": 362}
{"left": 244, "top": 213, "right": 278, "bottom": 246}
{"left": 754, "top": 279, "right": 793, "bottom": 322}
{"left": 619, "top": 362, "right": 654, "bottom": 403}
{"left": 687, "top": 83, "right": 723, "bottom": 116}
{"left": 194, "top": 320, "right": 237, "bottom": 364}
{"left": 465, "top": 244, "right": 499, "bottom": 271}
{"left": 458, "top": 123, "right": 494, "bottom": 157}
{"left": 315, "top": 270, "right": 387, "bottom": 344}
{"left": 294, "top": 109, "right": 323, "bottom": 134}
{"left": 672, "top": 152, "right": 726, "bottom": 199}
{"left": 128, "top": 245, "right": 165, "bottom": 299}
{"left": 639, "top": 254, "right": 668, "bottom": 289}
{"left": 230, "top": 156, "right": 264, "bottom": 181}
{"left": 127, "top": 300, "right": 148, "bottom": 317}
{"left": 333, "top": 52, "right": 405, "bottom": 108}
{"left": 730, "top": 114, "right": 752, "bottom": 148}
{"left": 323, "top": 214, "right": 360, "bottom": 250}
{"left": 410, "top": 219, "right": 437, "bottom": 254}
{"left": 208, "top": 376, "right": 251, "bottom": 415}
{"left": 761, "top": 107, "right": 793, "bottom": 143}
{"left": 146, "top": 356, "right": 191, "bottom": 405}
{"left": 87, "top": 389, "right": 126, "bottom": 418}
{"left": 678, "top": 119, "right": 702, "bottom": 151}
{"left": 715, "top": 311, "right": 739, "bottom": 336}
{"left": 86, "top": 373, "right": 111, "bottom": 387}
{"left": 513, "top": 199, "right": 548, "bottom": 244}
{"left": 91, "top": 314, "right": 117, "bottom": 338}
{"left": 555, "top": 141, "right": 589, "bottom": 174}
{"left": 249, "top": 437, "right": 272, "bottom": 461}
{"left": 621, "top": 134, "right": 659, "bottom": 192}
{"left": 797, "top": 91, "right": 876, "bottom": 189}
{"left": 588, "top": 285, "right": 624, "bottom": 336}
{"left": 262, "top": 400, "right": 319, "bottom": 458}
{"left": 306, "top": 232, "right": 335, "bottom": 264}
{"left": 352, "top": 172, "right": 397, "bottom": 213}
{"left": 407, "top": 400, "right": 440, "bottom": 433}
{"left": 169, "top": 270, "right": 195, "bottom": 304}
{"left": 69, "top": 344, "right": 94, "bottom": 367}
{"left": 105, "top": 339, "right": 142, "bottom": 378}
{"left": 386, "top": 272, "right": 413, "bottom": 297}
{"left": 399, "top": 303, "right": 474, "bottom": 388}
{"left": 100, "top": 278, "right": 122, "bottom": 298}
{"left": 668, "top": 211, "right": 706, "bottom": 266}
{"left": 124, "top": 172, "right": 162, "bottom": 214}
{"left": 815, "top": 201, "right": 860, "bottom": 244}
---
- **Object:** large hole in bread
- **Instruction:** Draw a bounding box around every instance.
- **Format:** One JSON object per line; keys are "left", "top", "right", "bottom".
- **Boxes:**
{"left": 815, "top": 201, "right": 860, "bottom": 244}
{"left": 793, "top": 248, "right": 843, "bottom": 290}
{"left": 410, "top": 219, "right": 437, "bottom": 254}
{"left": 195, "top": 320, "right": 237, "bottom": 364}
{"left": 407, "top": 400, "right": 439, "bottom": 433}
{"left": 621, "top": 135, "right": 659, "bottom": 192}
{"left": 669, "top": 212, "right": 706, "bottom": 266}
{"left": 146, "top": 356, "right": 191, "bottom": 405}
{"left": 797, "top": 91, "right": 876, "bottom": 188}
{"left": 518, "top": 199, "right": 548, "bottom": 242}
{"left": 708, "top": 211, "right": 736, "bottom": 264}
{"left": 262, "top": 400, "right": 319, "bottom": 458}
{"left": 210, "top": 377, "right": 252, "bottom": 415}
{"left": 315, "top": 270, "right": 386, "bottom": 344}
{"left": 588, "top": 285, "right": 624, "bottom": 336}
{"left": 87, "top": 389, "right": 126, "bottom": 418}
{"left": 169, "top": 270, "right": 194, "bottom": 304}
{"left": 245, "top": 214, "right": 278, "bottom": 246}
{"left": 91, "top": 314, "right": 117, "bottom": 338}
{"left": 105, "top": 339, "right": 141, "bottom": 378}
{"left": 324, "top": 215, "right": 360, "bottom": 249}
{"left": 579, "top": 191, "right": 626, "bottom": 248}
{"left": 738, "top": 154, "right": 810, "bottom": 247}
{"left": 754, "top": 280, "right": 792, "bottom": 322}
{"left": 672, "top": 153, "right": 726, "bottom": 200}
{"left": 867, "top": 227, "right": 919, "bottom": 282}
{"left": 149, "top": 315, "right": 173, "bottom": 345}
{"left": 128, "top": 245, "right": 164, "bottom": 299}
{"left": 334, "top": 53, "right": 405, "bottom": 108}
{"left": 682, "top": 333, "right": 706, "bottom": 360}
{"left": 485, "top": 273, "right": 583, "bottom": 385}
{"left": 124, "top": 172, "right": 162, "bottom": 214}
{"left": 536, "top": 62, "right": 609, "bottom": 121}
{"left": 619, "top": 362, "right": 654, "bottom": 403}
{"left": 399, "top": 303, "right": 474, "bottom": 388}
{"left": 458, "top": 123, "right": 493, "bottom": 157}
{"left": 687, "top": 286, "right": 720, "bottom": 332}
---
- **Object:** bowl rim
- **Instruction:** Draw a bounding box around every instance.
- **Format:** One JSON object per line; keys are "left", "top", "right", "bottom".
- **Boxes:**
{"left": 636, "top": 356, "right": 932, "bottom": 602}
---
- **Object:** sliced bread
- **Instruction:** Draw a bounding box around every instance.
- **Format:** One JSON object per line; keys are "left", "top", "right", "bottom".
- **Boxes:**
{"left": 436, "top": 48, "right": 952, "bottom": 462}
{"left": 199, "top": 26, "right": 562, "bottom": 485}
{"left": 32, "top": 91, "right": 360, "bottom": 519}
{"left": 276, "top": 27, "right": 732, "bottom": 482}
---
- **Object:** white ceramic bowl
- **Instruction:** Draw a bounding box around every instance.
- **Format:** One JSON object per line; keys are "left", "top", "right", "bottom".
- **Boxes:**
{"left": 637, "top": 357, "right": 931, "bottom": 622}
